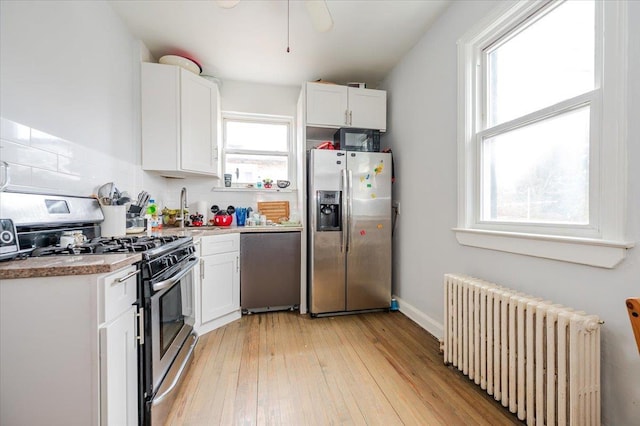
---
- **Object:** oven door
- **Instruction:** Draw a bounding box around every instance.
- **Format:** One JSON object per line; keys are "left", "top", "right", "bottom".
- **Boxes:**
{"left": 149, "top": 257, "right": 197, "bottom": 392}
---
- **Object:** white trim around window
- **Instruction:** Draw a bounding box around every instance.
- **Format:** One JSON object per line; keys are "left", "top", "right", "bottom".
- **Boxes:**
{"left": 221, "top": 112, "right": 296, "bottom": 188}
{"left": 455, "top": 0, "right": 633, "bottom": 268}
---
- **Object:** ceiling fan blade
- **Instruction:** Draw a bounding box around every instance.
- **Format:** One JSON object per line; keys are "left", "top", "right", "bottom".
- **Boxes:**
{"left": 305, "top": 0, "right": 333, "bottom": 33}
{"left": 215, "top": 0, "right": 240, "bottom": 8}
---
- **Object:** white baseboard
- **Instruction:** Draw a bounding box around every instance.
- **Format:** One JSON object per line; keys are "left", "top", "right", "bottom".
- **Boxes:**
{"left": 394, "top": 295, "right": 443, "bottom": 340}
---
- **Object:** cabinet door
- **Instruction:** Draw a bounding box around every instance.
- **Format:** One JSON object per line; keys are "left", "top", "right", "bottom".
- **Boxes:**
{"left": 180, "top": 70, "right": 220, "bottom": 175}
{"left": 348, "top": 87, "right": 387, "bottom": 131}
{"left": 100, "top": 307, "right": 138, "bottom": 426}
{"left": 141, "top": 62, "right": 180, "bottom": 171}
{"left": 201, "top": 232, "right": 240, "bottom": 256}
{"left": 200, "top": 251, "right": 239, "bottom": 324}
{"left": 306, "top": 82, "right": 348, "bottom": 127}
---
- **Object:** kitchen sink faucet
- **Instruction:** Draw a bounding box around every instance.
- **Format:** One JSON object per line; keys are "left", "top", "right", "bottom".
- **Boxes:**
{"left": 178, "top": 187, "right": 188, "bottom": 229}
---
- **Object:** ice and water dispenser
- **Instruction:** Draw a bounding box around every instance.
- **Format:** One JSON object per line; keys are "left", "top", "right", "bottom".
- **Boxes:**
{"left": 316, "top": 191, "right": 341, "bottom": 231}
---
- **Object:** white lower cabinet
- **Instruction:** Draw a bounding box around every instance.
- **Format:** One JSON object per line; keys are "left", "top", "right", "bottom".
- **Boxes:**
{"left": 100, "top": 306, "right": 138, "bottom": 425}
{"left": 99, "top": 265, "right": 139, "bottom": 426}
{"left": 195, "top": 233, "right": 241, "bottom": 335}
{"left": 0, "top": 264, "right": 139, "bottom": 426}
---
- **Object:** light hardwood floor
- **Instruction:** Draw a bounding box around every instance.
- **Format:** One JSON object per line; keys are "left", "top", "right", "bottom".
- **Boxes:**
{"left": 166, "top": 311, "right": 522, "bottom": 425}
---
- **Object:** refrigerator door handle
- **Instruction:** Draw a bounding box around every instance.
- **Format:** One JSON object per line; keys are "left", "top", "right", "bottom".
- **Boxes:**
{"left": 314, "top": 189, "right": 320, "bottom": 234}
{"left": 347, "top": 169, "right": 353, "bottom": 252}
{"left": 341, "top": 168, "right": 348, "bottom": 253}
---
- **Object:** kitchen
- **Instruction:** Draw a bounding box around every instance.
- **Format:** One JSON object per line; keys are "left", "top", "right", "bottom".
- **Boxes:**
{"left": 1, "top": 1, "right": 639, "bottom": 426}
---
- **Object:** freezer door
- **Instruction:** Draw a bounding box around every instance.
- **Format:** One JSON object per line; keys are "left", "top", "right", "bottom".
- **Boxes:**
{"left": 309, "top": 150, "right": 347, "bottom": 314}
{"left": 345, "top": 152, "right": 392, "bottom": 311}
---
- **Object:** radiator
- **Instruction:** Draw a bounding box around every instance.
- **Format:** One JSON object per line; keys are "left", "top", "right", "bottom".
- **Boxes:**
{"left": 443, "top": 274, "right": 601, "bottom": 426}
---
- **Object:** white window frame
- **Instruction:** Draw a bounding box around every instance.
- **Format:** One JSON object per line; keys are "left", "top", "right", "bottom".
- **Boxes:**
{"left": 221, "top": 112, "right": 296, "bottom": 188}
{"left": 455, "top": 0, "right": 633, "bottom": 268}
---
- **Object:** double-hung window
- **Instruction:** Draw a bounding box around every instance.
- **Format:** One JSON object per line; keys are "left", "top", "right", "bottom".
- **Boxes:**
{"left": 221, "top": 113, "right": 294, "bottom": 186}
{"left": 456, "top": 0, "right": 632, "bottom": 268}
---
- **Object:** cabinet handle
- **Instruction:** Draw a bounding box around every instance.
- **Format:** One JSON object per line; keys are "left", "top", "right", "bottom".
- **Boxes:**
{"left": 345, "top": 110, "right": 349, "bottom": 125}
{"left": 137, "top": 307, "right": 145, "bottom": 346}
{"left": 349, "top": 110, "right": 353, "bottom": 126}
{"left": 213, "top": 146, "right": 218, "bottom": 160}
{"left": 200, "top": 259, "right": 205, "bottom": 280}
{"left": 236, "top": 255, "right": 239, "bottom": 273}
{"left": 117, "top": 269, "right": 139, "bottom": 283}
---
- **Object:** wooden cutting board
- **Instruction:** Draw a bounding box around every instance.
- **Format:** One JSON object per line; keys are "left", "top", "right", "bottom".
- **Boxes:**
{"left": 257, "top": 201, "right": 290, "bottom": 223}
{"left": 627, "top": 298, "right": 640, "bottom": 354}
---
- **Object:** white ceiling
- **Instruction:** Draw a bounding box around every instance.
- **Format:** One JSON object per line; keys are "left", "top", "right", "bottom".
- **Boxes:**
{"left": 109, "top": 0, "right": 450, "bottom": 88}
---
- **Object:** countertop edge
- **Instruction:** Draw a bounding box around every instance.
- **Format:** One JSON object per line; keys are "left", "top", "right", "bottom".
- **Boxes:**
{"left": 0, "top": 226, "right": 303, "bottom": 279}
{"left": 159, "top": 225, "right": 304, "bottom": 238}
{"left": 0, "top": 253, "right": 142, "bottom": 280}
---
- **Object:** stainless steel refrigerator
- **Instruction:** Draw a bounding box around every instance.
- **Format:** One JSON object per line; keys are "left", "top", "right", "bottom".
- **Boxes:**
{"left": 308, "top": 149, "right": 392, "bottom": 316}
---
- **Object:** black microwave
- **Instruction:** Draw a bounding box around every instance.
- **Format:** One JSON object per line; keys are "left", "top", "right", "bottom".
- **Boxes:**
{"left": 333, "top": 128, "right": 380, "bottom": 152}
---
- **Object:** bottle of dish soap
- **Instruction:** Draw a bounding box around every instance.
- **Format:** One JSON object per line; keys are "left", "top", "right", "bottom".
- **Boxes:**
{"left": 146, "top": 199, "right": 157, "bottom": 217}
{"left": 147, "top": 199, "right": 159, "bottom": 234}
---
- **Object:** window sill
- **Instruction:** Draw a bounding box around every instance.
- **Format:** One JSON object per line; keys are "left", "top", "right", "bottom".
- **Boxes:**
{"left": 453, "top": 228, "right": 634, "bottom": 268}
{"left": 211, "top": 186, "right": 295, "bottom": 193}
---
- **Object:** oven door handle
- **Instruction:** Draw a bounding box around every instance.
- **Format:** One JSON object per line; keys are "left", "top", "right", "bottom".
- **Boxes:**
{"left": 152, "top": 257, "right": 198, "bottom": 292}
{"left": 152, "top": 333, "right": 198, "bottom": 406}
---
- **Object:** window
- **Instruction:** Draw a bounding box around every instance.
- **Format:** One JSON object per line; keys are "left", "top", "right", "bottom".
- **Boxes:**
{"left": 456, "top": 0, "right": 632, "bottom": 268}
{"left": 221, "top": 113, "right": 294, "bottom": 186}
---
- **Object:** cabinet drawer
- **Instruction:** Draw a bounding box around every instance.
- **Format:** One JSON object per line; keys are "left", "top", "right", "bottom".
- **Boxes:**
{"left": 100, "top": 265, "right": 138, "bottom": 323}
{"left": 201, "top": 233, "right": 239, "bottom": 256}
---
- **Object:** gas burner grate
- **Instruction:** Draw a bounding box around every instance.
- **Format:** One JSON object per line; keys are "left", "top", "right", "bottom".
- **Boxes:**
{"left": 28, "top": 235, "right": 188, "bottom": 257}
{"left": 30, "top": 246, "right": 94, "bottom": 257}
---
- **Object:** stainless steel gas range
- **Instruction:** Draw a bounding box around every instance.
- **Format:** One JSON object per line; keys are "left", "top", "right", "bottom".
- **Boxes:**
{"left": 0, "top": 191, "right": 199, "bottom": 426}
{"left": 137, "top": 233, "right": 198, "bottom": 426}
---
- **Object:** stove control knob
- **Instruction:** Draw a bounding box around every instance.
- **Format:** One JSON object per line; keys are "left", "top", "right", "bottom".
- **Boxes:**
{"left": 0, "top": 230, "right": 14, "bottom": 244}
{"left": 164, "top": 255, "right": 178, "bottom": 267}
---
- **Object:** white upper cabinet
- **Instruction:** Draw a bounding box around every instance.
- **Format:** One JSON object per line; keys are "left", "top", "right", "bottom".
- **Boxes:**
{"left": 347, "top": 87, "right": 387, "bottom": 130}
{"left": 305, "top": 82, "right": 387, "bottom": 131}
{"left": 306, "top": 83, "right": 349, "bottom": 127}
{"left": 141, "top": 62, "right": 221, "bottom": 177}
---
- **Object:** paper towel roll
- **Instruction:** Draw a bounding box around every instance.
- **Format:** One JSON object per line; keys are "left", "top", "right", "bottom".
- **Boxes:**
{"left": 191, "top": 201, "right": 209, "bottom": 220}
{"left": 101, "top": 205, "right": 126, "bottom": 237}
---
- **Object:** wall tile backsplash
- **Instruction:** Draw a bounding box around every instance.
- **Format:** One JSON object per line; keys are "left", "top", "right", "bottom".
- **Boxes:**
{"left": 0, "top": 117, "right": 136, "bottom": 196}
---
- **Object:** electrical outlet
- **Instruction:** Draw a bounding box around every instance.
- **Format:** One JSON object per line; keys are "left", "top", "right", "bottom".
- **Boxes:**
{"left": 393, "top": 201, "right": 400, "bottom": 215}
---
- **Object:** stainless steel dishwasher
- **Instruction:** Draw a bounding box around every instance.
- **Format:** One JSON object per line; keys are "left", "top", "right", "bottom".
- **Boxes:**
{"left": 240, "top": 231, "right": 301, "bottom": 314}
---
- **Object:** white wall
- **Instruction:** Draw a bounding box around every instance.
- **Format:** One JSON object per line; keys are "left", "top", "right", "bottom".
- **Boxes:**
{"left": 0, "top": 1, "right": 302, "bottom": 218}
{"left": 0, "top": 0, "right": 166, "bottom": 199}
{"left": 382, "top": 1, "right": 640, "bottom": 424}
{"left": 221, "top": 80, "right": 300, "bottom": 117}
